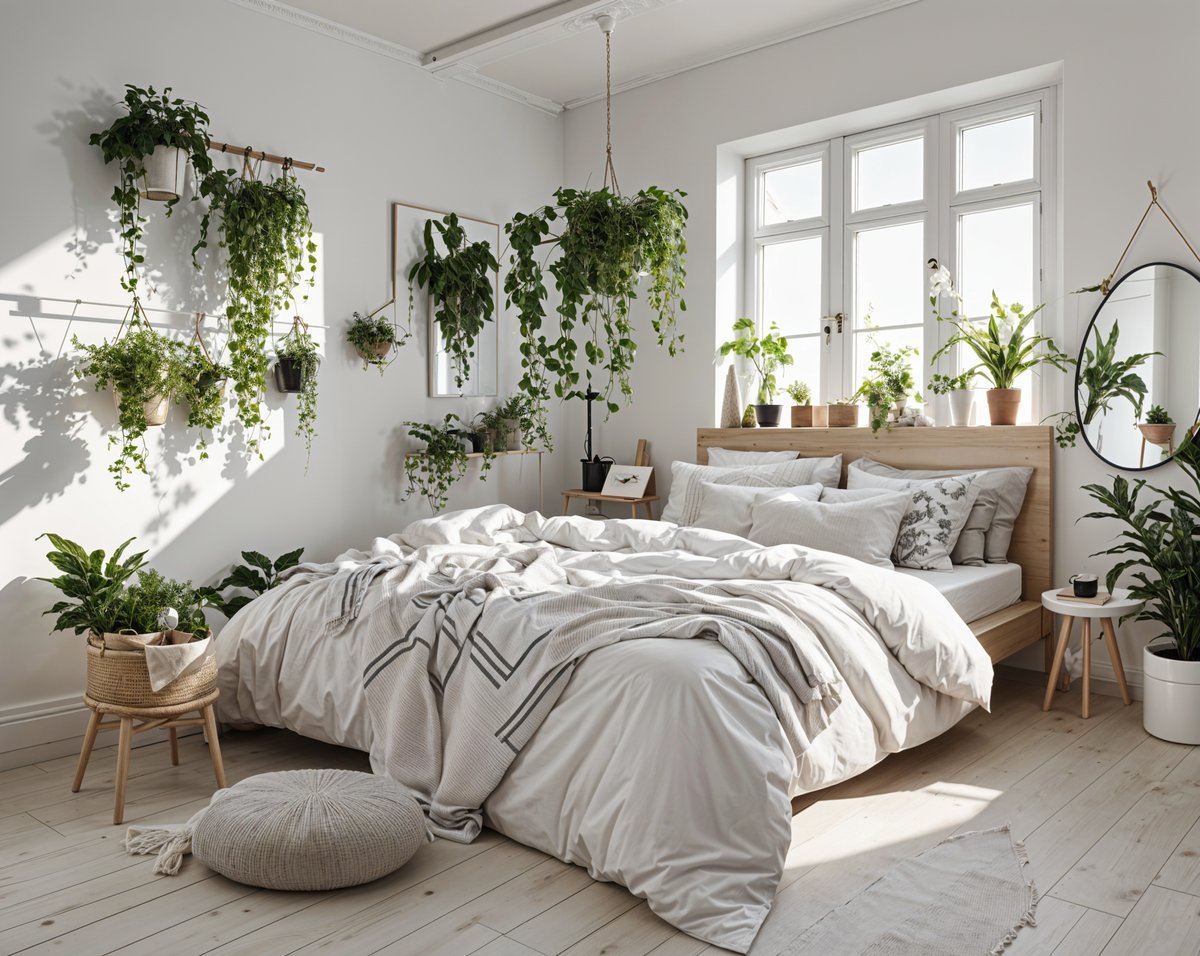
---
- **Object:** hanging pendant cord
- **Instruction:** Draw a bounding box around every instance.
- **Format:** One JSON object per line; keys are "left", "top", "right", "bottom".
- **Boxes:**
{"left": 602, "top": 22, "right": 620, "bottom": 196}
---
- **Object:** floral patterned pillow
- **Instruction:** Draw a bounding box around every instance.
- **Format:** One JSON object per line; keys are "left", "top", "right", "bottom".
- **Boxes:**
{"left": 891, "top": 475, "right": 980, "bottom": 572}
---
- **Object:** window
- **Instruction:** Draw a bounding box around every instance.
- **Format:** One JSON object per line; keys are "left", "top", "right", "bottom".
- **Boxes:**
{"left": 745, "top": 91, "right": 1053, "bottom": 420}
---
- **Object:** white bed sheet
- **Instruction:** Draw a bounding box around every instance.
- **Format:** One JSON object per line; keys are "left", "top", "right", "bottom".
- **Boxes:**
{"left": 895, "top": 562, "right": 1023, "bottom": 623}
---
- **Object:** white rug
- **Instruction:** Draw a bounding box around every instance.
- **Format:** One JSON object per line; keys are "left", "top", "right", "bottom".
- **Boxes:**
{"left": 783, "top": 825, "right": 1037, "bottom": 955}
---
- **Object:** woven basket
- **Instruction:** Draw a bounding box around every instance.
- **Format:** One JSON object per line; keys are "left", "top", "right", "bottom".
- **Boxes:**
{"left": 86, "top": 634, "right": 216, "bottom": 709}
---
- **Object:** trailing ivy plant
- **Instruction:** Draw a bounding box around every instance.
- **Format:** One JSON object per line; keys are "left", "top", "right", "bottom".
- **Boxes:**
{"left": 89, "top": 84, "right": 218, "bottom": 297}
{"left": 504, "top": 186, "right": 688, "bottom": 438}
{"left": 177, "top": 347, "right": 230, "bottom": 460}
{"left": 209, "top": 172, "right": 317, "bottom": 456}
{"left": 403, "top": 414, "right": 490, "bottom": 512}
{"left": 275, "top": 322, "right": 320, "bottom": 468}
{"left": 197, "top": 547, "right": 305, "bottom": 618}
{"left": 346, "top": 311, "right": 407, "bottom": 373}
{"left": 407, "top": 214, "right": 498, "bottom": 391}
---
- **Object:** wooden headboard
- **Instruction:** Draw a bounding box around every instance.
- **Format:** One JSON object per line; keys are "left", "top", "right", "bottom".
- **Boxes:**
{"left": 696, "top": 426, "right": 1055, "bottom": 665}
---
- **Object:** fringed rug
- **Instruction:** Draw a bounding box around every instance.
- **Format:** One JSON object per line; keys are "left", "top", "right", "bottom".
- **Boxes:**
{"left": 783, "top": 825, "right": 1037, "bottom": 955}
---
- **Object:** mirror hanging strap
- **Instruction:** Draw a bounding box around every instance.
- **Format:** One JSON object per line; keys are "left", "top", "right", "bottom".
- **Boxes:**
{"left": 1095, "top": 181, "right": 1200, "bottom": 294}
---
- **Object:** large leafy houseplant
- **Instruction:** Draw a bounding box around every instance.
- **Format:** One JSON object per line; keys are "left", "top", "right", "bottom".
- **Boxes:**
{"left": 210, "top": 172, "right": 317, "bottom": 456}
{"left": 408, "top": 214, "right": 498, "bottom": 391}
{"left": 274, "top": 321, "right": 320, "bottom": 467}
{"left": 198, "top": 547, "right": 304, "bottom": 618}
{"left": 89, "top": 84, "right": 218, "bottom": 297}
{"left": 718, "top": 317, "right": 793, "bottom": 426}
{"left": 38, "top": 534, "right": 148, "bottom": 636}
{"left": 504, "top": 186, "right": 688, "bottom": 437}
{"left": 403, "top": 414, "right": 490, "bottom": 512}
{"left": 1077, "top": 318, "right": 1158, "bottom": 425}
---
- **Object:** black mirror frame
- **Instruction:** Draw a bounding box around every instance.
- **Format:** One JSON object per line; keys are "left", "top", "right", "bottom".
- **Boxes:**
{"left": 1074, "top": 260, "right": 1200, "bottom": 472}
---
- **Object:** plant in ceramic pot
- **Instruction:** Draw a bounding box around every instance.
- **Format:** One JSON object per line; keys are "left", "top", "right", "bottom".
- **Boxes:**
{"left": 930, "top": 371, "right": 976, "bottom": 427}
{"left": 929, "top": 259, "right": 1072, "bottom": 426}
{"left": 1139, "top": 404, "right": 1176, "bottom": 449}
{"left": 718, "top": 317, "right": 793, "bottom": 427}
{"left": 346, "top": 311, "right": 407, "bottom": 373}
{"left": 403, "top": 414, "right": 490, "bottom": 512}
{"left": 408, "top": 213, "right": 498, "bottom": 392}
{"left": 495, "top": 393, "right": 536, "bottom": 451}
{"left": 786, "top": 381, "right": 813, "bottom": 427}
{"left": 273, "top": 320, "right": 320, "bottom": 467}
{"left": 1083, "top": 434, "right": 1200, "bottom": 744}
{"left": 89, "top": 85, "right": 219, "bottom": 298}
{"left": 854, "top": 340, "right": 918, "bottom": 433}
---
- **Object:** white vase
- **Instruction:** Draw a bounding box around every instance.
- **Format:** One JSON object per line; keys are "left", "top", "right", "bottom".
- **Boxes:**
{"left": 1143, "top": 638, "right": 1200, "bottom": 745}
{"left": 139, "top": 145, "right": 186, "bottom": 201}
{"left": 949, "top": 389, "right": 975, "bottom": 426}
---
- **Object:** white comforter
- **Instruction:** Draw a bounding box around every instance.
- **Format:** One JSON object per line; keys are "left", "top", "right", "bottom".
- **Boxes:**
{"left": 216, "top": 506, "right": 991, "bottom": 952}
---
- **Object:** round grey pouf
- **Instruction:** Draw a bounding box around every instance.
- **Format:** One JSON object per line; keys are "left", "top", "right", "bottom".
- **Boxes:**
{"left": 192, "top": 768, "right": 427, "bottom": 890}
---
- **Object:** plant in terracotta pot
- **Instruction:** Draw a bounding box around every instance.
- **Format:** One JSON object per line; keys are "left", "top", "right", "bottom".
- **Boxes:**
{"left": 928, "top": 259, "right": 1072, "bottom": 426}
{"left": 786, "top": 381, "right": 813, "bottom": 427}
{"left": 1139, "top": 404, "right": 1176, "bottom": 449}
{"left": 346, "top": 311, "right": 407, "bottom": 373}
{"left": 930, "top": 371, "right": 976, "bottom": 427}
{"left": 1083, "top": 434, "right": 1200, "bottom": 743}
{"left": 718, "top": 317, "right": 793, "bottom": 427}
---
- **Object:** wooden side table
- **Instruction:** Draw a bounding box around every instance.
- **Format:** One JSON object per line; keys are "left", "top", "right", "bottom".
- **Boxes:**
{"left": 562, "top": 489, "right": 660, "bottom": 519}
{"left": 72, "top": 690, "right": 227, "bottom": 824}
{"left": 1041, "top": 588, "right": 1141, "bottom": 718}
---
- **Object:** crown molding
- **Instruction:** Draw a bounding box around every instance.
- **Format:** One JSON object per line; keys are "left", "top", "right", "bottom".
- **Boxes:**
{"left": 226, "top": 0, "right": 423, "bottom": 66}
{"left": 449, "top": 67, "right": 565, "bottom": 116}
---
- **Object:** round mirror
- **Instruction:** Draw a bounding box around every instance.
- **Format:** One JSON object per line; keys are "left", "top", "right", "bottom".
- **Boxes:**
{"left": 1075, "top": 262, "right": 1200, "bottom": 470}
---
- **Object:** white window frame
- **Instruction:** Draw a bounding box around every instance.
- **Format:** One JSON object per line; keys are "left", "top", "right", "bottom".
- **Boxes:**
{"left": 745, "top": 88, "right": 1056, "bottom": 416}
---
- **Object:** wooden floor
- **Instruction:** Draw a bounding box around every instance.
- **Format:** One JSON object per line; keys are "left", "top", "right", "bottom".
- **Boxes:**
{"left": 3, "top": 676, "right": 1200, "bottom": 955}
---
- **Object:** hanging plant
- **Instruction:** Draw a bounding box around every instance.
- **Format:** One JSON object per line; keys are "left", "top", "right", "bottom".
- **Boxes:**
{"left": 273, "top": 320, "right": 320, "bottom": 468}
{"left": 347, "top": 310, "right": 407, "bottom": 373}
{"left": 407, "top": 213, "right": 498, "bottom": 391}
{"left": 210, "top": 171, "right": 317, "bottom": 456}
{"left": 177, "top": 346, "right": 230, "bottom": 460}
{"left": 72, "top": 313, "right": 193, "bottom": 489}
{"left": 89, "top": 84, "right": 218, "bottom": 297}
{"left": 402, "top": 414, "right": 492, "bottom": 512}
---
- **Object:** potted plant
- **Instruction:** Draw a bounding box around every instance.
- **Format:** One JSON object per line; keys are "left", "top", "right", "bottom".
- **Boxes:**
{"left": 718, "top": 317, "right": 793, "bottom": 427}
{"left": 209, "top": 171, "right": 317, "bottom": 457}
{"left": 495, "top": 394, "right": 535, "bottom": 451}
{"left": 786, "top": 381, "right": 813, "bottom": 427}
{"left": 408, "top": 213, "right": 498, "bottom": 392}
{"left": 854, "top": 340, "right": 918, "bottom": 433}
{"left": 504, "top": 185, "right": 688, "bottom": 439}
{"left": 828, "top": 397, "right": 858, "bottom": 428}
{"left": 1139, "top": 404, "right": 1176, "bottom": 448}
{"left": 928, "top": 259, "right": 1072, "bottom": 426}
{"left": 346, "top": 311, "right": 406, "bottom": 373}
{"left": 930, "top": 371, "right": 976, "bottom": 427}
{"left": 178, "top": 347, "right": 231, "bottom": 461}
{"left": 403, "top": 414, "right": 493, "bottom": 512}
{"left": 272, "top": 320, "right": 320, "bottom": 465}
{"left": 89, "top": 85, "right": 219, "bottom": 298}
{"left": 1083, "top": 436, "right": 1200, "bottom": 743}
{"left": 1078, "top": 319, "right": 1158, "bottom": 435}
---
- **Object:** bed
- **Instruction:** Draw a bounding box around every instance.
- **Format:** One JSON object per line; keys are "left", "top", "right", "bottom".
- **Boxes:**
{"left": 215, "top": 426, "right": 1052, "bottom": 952}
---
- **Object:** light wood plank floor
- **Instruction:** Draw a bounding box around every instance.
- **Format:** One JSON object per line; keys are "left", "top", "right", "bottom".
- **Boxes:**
{"left": 3, "top": 675, "right": 1200, "bottom": 955}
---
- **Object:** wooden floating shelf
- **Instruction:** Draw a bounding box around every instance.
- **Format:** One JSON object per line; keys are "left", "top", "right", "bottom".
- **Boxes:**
{"left": 404, "top": 448, "right": 544, "bottom": 459}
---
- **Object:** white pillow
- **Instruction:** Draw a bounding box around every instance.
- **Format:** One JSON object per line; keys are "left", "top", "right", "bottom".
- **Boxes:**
{"left": 693, "top": 481, "right": 822, "bottom": 537}
{"left": 662, "top": 456, "right": 843, "bottom": 527}
{"left": 819, "top": 487, "right": 893, "bottom": 504}
{"left": 747, "top": 493, "right": 911, "bottom": 568}
{"left": 706, "top": 448, "right": 800, "bottom": 467}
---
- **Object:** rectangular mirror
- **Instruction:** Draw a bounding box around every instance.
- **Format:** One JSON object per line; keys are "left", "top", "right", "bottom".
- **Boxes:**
{"left": 392, "top": 200, "right": 499, "bottom": 397}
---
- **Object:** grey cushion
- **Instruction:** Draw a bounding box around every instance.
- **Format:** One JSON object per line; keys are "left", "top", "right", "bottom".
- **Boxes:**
{"left": 662, "top": 456, "right": 843, "bottom": 527}
{"left": 847, "top": 459, "right": 1033, "bottom": 564}
{"left": 192, "top": 769, "right": 427, "bottom": 890}
{"left": 748, "top": 493, "right": 910, "bottom": 568}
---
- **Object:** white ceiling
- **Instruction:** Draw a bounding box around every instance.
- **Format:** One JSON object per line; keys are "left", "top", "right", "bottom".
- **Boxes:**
{"left": 249, "top": 0, "right": 922, "bottom": 112}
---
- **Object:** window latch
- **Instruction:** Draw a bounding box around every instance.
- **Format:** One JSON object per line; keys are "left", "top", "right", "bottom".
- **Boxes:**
{"left": 823, "top": 313, "right": 844, "bottom": 344}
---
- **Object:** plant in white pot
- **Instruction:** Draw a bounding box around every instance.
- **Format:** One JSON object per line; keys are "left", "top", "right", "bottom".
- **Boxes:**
{"left": 930, "top": 371, "right": 976, "bottom": 426}
{"left": 718, "top": 317, "right": 793, "bottom": 427}
{"left": 928, "top": 259, "right": 1073, "bottom": 426}
{"left": 1083, "top": 435, "right": 1200, "bottom": 744}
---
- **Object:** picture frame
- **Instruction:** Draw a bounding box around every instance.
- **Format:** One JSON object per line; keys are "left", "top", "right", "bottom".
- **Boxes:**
{"left": 600, "top": 465, "right": 653, "bottom": 499}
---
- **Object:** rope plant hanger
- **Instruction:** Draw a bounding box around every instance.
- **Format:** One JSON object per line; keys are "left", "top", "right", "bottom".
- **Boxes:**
{"left": 502, "top": 11, "right": 689, "bottom": 451}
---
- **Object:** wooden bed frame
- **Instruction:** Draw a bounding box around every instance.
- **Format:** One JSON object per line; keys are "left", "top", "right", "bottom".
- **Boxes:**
{"left": 696, "top": 426, "right": 1054, "bottom": 669}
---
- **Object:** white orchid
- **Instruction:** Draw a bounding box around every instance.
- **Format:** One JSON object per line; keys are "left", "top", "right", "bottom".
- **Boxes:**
{"left": 927, "top": 258, "right": 962, "bottom": 307}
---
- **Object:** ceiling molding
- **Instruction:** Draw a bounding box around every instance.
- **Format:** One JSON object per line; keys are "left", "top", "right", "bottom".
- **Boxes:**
{"left": 226, "top": 0, "right": 422, "bottom": 67}
{"left": 449, "top": 67, "right": 565, "bottom": 116}
{"left": 562, "top": 0, "right": 924, "bottom": 109}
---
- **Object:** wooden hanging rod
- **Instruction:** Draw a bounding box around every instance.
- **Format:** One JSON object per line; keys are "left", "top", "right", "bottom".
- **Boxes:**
{"left": 206, "top": 140, "right": 326, "bottom": 173}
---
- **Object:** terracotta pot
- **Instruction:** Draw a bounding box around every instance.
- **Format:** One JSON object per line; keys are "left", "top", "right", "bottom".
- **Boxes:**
{"left": 357, "top": 341, "right": 392, "bottom": 362}
{"left": 827, "top": 405, "right": 858, "bottom": 428}
{"left": 986, "top": 388, "right": 1021, "bottom": 426}
{"left": 1139, "top": 423, "right": 1177, "bottom": 447}
{"left": 790, "top": 405, "right": 813, "bottom": 427}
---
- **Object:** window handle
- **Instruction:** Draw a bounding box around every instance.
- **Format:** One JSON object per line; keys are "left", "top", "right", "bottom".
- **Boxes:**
{"left": 823, "top": 313, "right": 844, "bottom": 344}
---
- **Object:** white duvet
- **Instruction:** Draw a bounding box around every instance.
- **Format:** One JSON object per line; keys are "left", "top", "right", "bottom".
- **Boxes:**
{"left": 216, "top": 506, "right": 991, "bottom": 952}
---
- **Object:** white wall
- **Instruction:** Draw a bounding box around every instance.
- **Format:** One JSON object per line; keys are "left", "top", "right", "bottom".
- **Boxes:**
{"left": 0, "top": 0, "right": 566, "bottom": 764}
{"left": 563, "top": 0, "right": 1200, "bottom": 685}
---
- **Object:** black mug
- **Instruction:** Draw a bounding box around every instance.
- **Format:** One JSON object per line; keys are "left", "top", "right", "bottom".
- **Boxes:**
{"left": 1069, "top": 573, "right": 1098, "bottom": 598}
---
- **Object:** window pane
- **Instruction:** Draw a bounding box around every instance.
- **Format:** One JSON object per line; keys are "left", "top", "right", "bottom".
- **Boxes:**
{"left": 960, "top": 113, "right": 1035, "bottom": 191}
{"left": 853, "top": 137, "right": 923, "bottom": 211}
{"left": 762, "top": 160, "right": 822, "bottom": 225}
{"left": 959, "top": 202, "right": 1034, "bottom": 318}
{"left": 783, "top": 335, "right": 822, "bottom": 405}
{"left": 854, "top": 220, "right": 924, "bottom": 328}
{"left": 853, "top": 325, "right": 924, "bottom": 403}
{"left": 761, "top": 236, "right": 822, "bottom": 337}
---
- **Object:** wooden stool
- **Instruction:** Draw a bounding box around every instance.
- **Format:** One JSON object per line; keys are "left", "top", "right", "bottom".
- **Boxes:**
{"left": 72, "top": 689, "right": 227, "bottom": 825}
{"left": 1041, "top": 588, "right": 1142, "bottom": 719}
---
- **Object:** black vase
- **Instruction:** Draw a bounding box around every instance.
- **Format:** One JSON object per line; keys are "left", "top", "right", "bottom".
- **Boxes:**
{"left": 274, "top": 357, "right": 306, "bottom": 393}
{"left": 754, "top": 404, "right": 783, "bottom": 427}
{"left": 581, "top": 458, "right": 613, "bottom": 492}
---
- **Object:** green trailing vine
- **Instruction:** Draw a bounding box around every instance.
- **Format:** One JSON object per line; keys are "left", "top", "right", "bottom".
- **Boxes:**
{"left": 178, "top": 347, "right": 230, "bottom": 460}
{"left": 503, "top": 186, "right": 688, "bottom": 438}
{"left": 210, "top": 172, "right": 317, "bottom": 456}
{"left": 275, "top": 321, "right": 320, "bottom": 468}
{"left": 407, "top": 213, "right": 498, "bottom": 391}
{"left": 346, "top": 310, "right": 407, "bottom": 373}
{"left": 403, "top": 414, "right": 493, "bottom": 512}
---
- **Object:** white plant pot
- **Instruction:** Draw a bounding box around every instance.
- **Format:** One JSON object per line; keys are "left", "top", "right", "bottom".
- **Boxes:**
{"left": 139, "top": 145, "right": 186, "bottom": 201}
{"left": 1143, "top": 638, "right": 1200, "bottom": 745}
{"left": 949, "top": 389, "right": 975, "bottom": 426}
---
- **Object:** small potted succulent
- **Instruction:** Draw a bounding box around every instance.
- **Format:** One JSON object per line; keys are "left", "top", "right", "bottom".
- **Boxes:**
{"left": 1139, "top": 405, "right": 1176, "bottom": 448}
{"left": 930, "top": 371, "right": 976, "bottom": 426}
{"left": 718, "top": 317, "right": 793, "bottom": 427}
{"left": 786, "top": 381, "right": 814, "bottom": 427}
{"left": 347, "top": 311, "right": 406, "bottom": 373}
